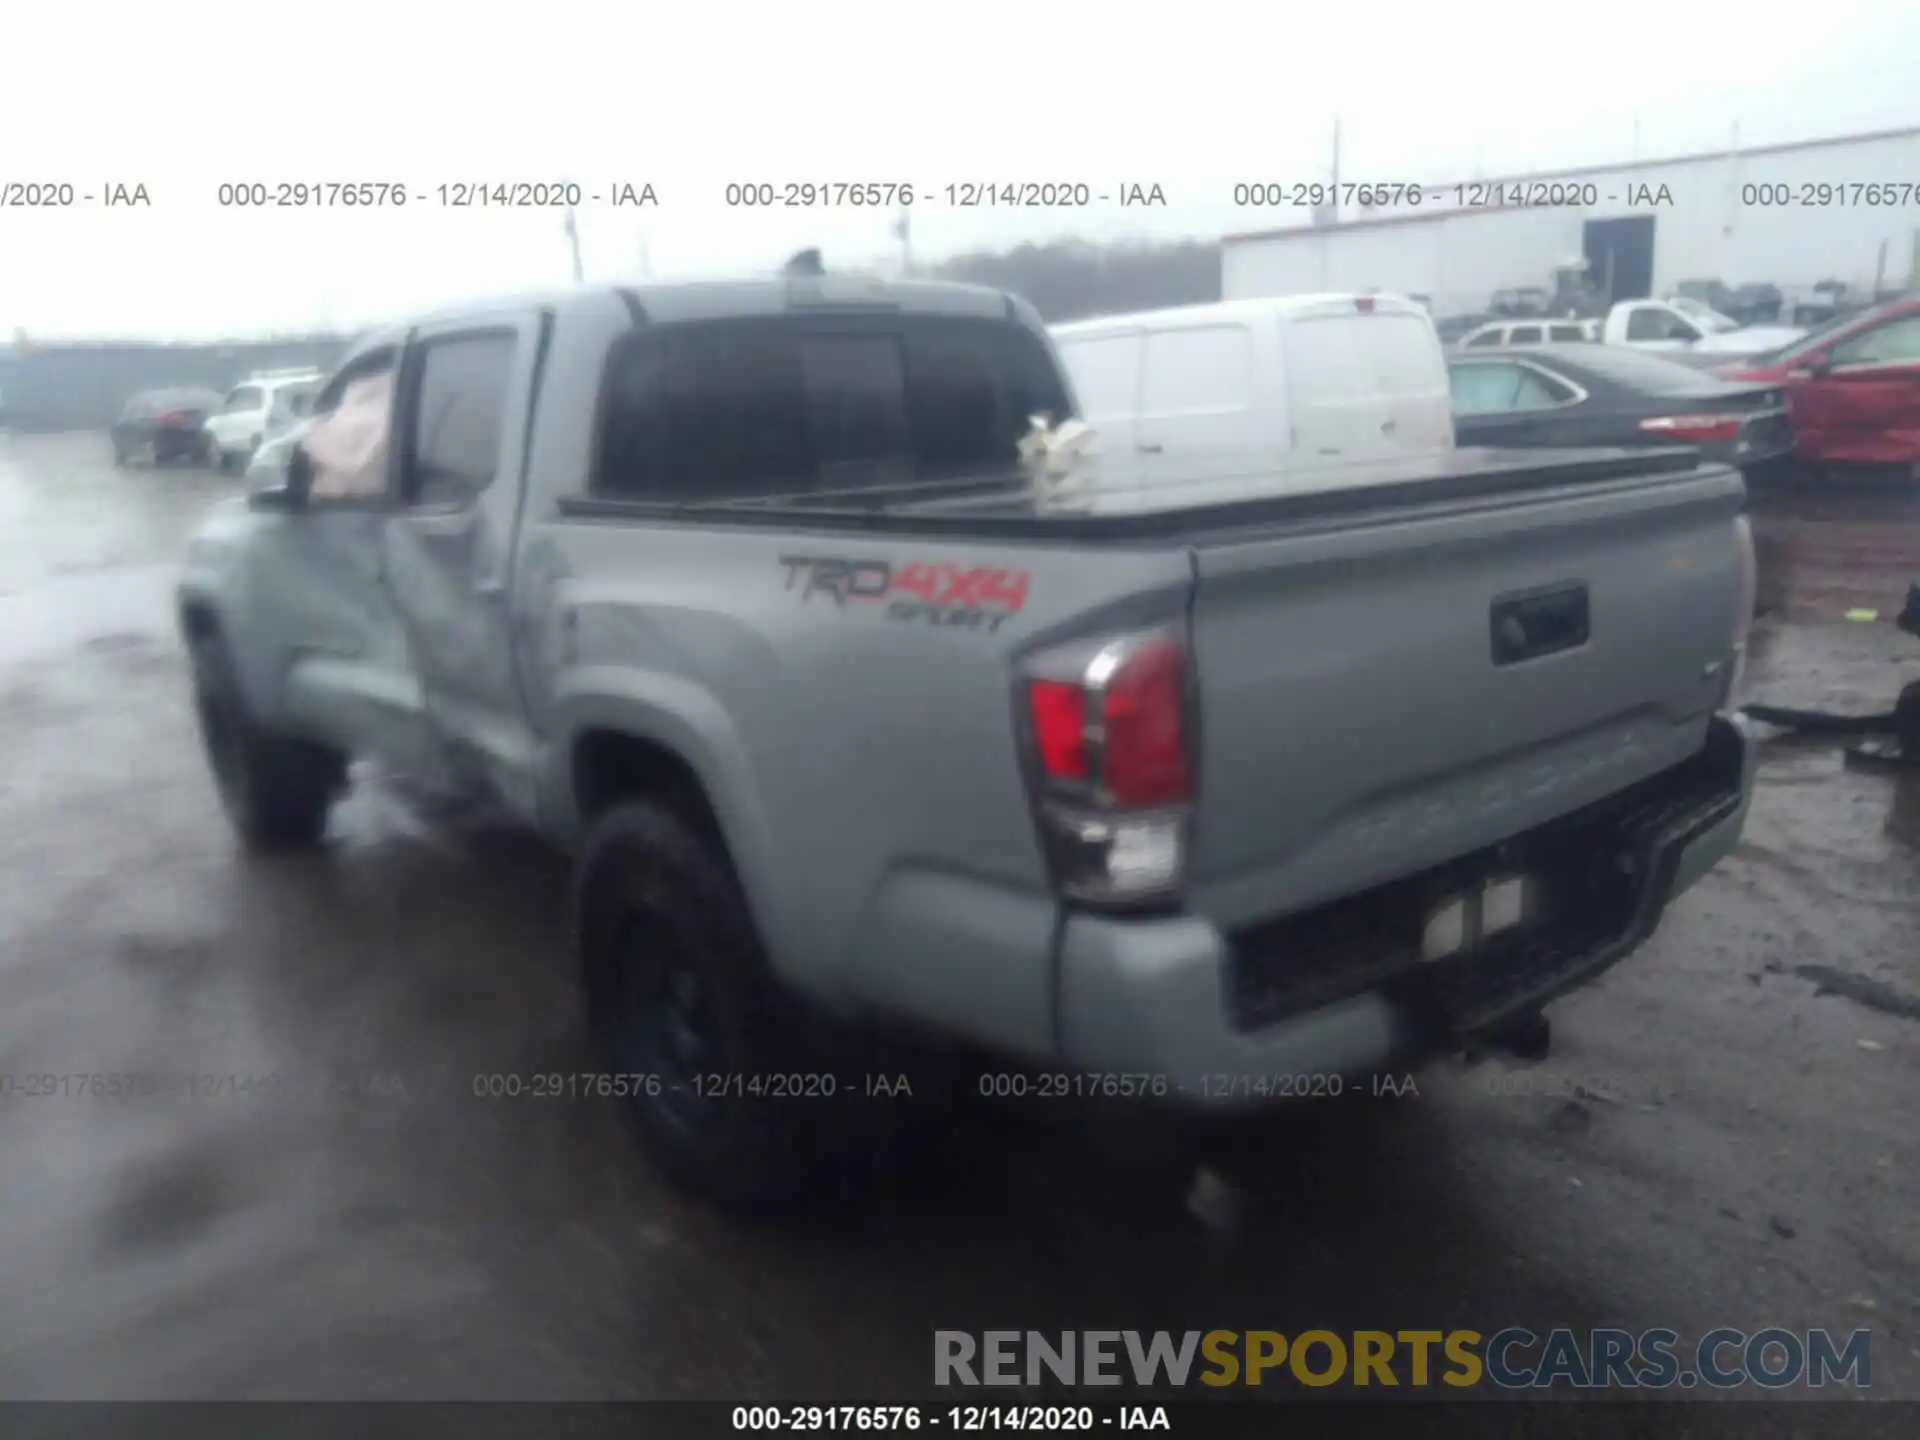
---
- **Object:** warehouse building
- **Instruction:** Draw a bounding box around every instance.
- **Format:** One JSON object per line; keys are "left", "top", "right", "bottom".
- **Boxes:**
{"left": 1221, "top": 125, "right": 1920, "bottom": 319}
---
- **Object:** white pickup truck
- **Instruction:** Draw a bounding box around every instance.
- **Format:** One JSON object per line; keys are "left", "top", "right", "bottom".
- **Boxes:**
{"left": 1601, "top": 299, "right": 1803, "bottom": 360}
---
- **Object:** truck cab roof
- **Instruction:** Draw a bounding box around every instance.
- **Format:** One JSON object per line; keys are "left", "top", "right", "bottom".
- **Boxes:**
{"left": 391, "top": 278, "right": 1026, "bottom": 335}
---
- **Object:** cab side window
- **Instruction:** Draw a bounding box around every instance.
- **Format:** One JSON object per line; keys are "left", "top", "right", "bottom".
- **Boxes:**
{"left": 1449, "top": 363, "right": 1573, "bottom": 414}
{"left": 224, "top": 385, "right": 264, "bottom": 414}
{"left": 1626, "top": 309, "right": 1700, "bottom": 343}
{"left": 303, "top": 352, "right": 398, "bottom": 503}
{"left": 404, "top": 332, "right": 518, "bottom": 509}
{"left": 1450, "top": 363, "right": 1527, "bottom": 413}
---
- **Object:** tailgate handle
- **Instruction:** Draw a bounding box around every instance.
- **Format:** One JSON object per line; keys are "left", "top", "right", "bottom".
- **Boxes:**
{"left": 1491, "top": 583, "right": 1590, "bottom": 666}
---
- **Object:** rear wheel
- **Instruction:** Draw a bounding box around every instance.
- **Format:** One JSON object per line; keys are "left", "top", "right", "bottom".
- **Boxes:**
{"left": 574, "top": 800, "right": 838, "bottom": 1210}
{"left": 189, "top": 636, "right": 346, "bottom": 849}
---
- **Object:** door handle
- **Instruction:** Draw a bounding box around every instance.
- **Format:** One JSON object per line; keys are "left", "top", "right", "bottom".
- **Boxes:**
{"left": 1137, "top": 443, "right": 1164, "bottom": 455}
{"left": 1491, "top": 583, "right": 1590, "bottom": 666}
{"left": 474, "top": 576, "right": 506, "bottom": 598}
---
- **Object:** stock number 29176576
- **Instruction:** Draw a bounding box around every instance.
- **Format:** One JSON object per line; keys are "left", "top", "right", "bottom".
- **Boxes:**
{"left": 732, "top": 1407, "right": 924, "bottom": 1430}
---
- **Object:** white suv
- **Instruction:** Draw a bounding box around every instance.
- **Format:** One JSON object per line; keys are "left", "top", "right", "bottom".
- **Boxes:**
{"left": 1456, "top": 318, "right": 1600, "bottom": 350}
{"left": 205, "top": 369, "right": 323, "bottom": 472}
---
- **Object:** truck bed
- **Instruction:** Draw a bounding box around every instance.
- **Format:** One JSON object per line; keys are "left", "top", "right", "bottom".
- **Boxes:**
{"left": 556, "top": 445, "right": 1743, "bottom": 948}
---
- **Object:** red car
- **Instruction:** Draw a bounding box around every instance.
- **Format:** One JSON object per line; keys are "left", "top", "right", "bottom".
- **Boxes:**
{"left": 1716, "top": 297, "right": 1920, "bottom": 469}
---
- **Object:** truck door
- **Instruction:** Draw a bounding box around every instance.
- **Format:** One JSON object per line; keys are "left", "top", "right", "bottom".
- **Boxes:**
{"left": 247, "top": 344, "right": 441, "bottom": 775}
{"left": 379, "top": 305, "right": 548, "bottom": 818}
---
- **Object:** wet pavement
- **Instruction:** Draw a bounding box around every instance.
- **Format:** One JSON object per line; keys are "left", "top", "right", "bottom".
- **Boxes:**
{"left": 0, "top": 432, "right": 1917, "bottom": 1407}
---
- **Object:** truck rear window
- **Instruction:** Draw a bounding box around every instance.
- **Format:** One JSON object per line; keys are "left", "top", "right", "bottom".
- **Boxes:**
{"left": 593, "top": 316, "right": 1072, "bottom": 501}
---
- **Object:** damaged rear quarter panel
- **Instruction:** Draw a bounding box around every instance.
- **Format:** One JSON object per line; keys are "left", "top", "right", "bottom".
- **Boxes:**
{"left": 530, "top": 515, "right": 1192, "bottom": 1030}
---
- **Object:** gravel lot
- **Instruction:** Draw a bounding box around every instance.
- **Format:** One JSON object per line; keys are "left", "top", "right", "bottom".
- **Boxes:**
{"left": 0, "top": 432, "right": 1915, "bottom": 1417}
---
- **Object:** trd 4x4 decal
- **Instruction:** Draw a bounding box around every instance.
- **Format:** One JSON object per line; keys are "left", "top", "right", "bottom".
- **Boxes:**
{"left": 779, "top": 555, "right": 1031, "bottom": 634}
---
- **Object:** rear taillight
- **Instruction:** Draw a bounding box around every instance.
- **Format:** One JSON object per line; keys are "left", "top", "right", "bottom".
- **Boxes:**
{"left": 1640, "top": 413, "right": 1743, "bottom": 443}
{"left": 1019, "top": 628, "right": 1193, "bottom": 906}
{"left": 1028, "top": 680, "right": 1089, "bottom": 781}
{"left": 158, "top": 410, "right": 192, "bottom": 426}
{"left": 1098, "top": 637, "right": 1190, "bottom": 807}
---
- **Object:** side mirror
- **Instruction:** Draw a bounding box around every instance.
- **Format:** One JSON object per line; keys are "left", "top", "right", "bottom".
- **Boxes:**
{"left": 1792, "top": 356, "right": 1831, "bottom": 380}
{"left": 246, "top": 441, "right": 310, "bottom": 511}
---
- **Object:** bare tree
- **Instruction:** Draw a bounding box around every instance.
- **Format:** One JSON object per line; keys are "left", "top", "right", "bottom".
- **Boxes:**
{"left": 932, "top": 239, "right": 1220, "bottom": 322}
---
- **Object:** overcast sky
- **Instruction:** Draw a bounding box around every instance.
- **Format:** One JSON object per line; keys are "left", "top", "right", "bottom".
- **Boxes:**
{"left": 4, "top": 1, "right": 1919, "bottom": 339}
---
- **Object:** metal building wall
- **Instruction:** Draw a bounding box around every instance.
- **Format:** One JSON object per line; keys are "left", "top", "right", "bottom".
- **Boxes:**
{"left": 1223, "top": 129, "right": 1920, "bottom": 317}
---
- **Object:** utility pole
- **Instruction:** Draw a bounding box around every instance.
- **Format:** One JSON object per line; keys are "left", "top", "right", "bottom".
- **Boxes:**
{"left": 1724, "top": 120, "right": 1741, "bottom": 238}
{"left": 1314, "top": 117, "right": 1341, "bottom": 228}
{"left": 894, "top": 207, "right": 912, "bottom": 276}
{"left": 564, "top": 201, "right": 584, "bottom": 284}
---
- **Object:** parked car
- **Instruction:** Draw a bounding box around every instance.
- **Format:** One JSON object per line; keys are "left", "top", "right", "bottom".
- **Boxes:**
{"left": 178, "top": 279, "right": 1755, "bottom": 1208}
{"left": 110, "top": 386, "right": 224, "bottom": 466}
{"left": 204, "top": 369, "right": 324, "bottom": 473}
{"left": 1458, "top": 318, "right": 1600, "bottom": 349}
{"left": 1601, "top": 300, "right": 1803, "bottom": 358}
{"left": 1665, "top": 296, "right": 1741, "bottom": 333}
{"left": 1449, "top": 345, "right": 1794, "bottom": 473}
{"left": 1727, "top": 284, "right": 1784, "bottom": 326}
{"left": 1050, "top": 294, "right": 1455, "bottom": 486}
{"left": 1674, "top": 279, "right": 1738, "bottom": 317}
{"left": 1789, "top": 280, "right": 1859, "bottom": 328}
{"left": 1715, "top": 296, "right": 1920, "bottom": 469}
{"left": 1488, "top": 287, "right": 1551, "bottom": 318}
{"left": 1435, "top": 313, "right": 1492, "bottom": 345}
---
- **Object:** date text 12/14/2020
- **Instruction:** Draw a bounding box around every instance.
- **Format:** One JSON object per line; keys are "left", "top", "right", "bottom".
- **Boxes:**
{"left": 732, "top": 1406, "right": 1171, "bottom": 1432}
{"left": 210, "top": 182, "right": 659, "bottom": 208}
{"left": 1229, "top": 180, "right": 1676, "bottom": 210}
{"left": 720, "top": 183, "right": 1168, "bottom": 208}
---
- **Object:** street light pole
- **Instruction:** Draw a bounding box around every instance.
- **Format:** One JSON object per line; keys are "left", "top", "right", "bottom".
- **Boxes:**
{"left": 564, "top": 201, "right": 584, "bottom": 283}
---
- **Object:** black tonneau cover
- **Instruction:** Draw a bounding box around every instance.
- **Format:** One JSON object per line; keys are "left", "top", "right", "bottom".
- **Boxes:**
{"left": 560, "top": 446, "right": 1720, "bottom": 543}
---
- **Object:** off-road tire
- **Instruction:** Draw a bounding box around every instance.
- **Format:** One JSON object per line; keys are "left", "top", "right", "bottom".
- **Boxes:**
{"left": 189, "top": 636, "right": 346, "bottom": 849}
{"left": 573, "top": 800, "right": 842, "bottom": 1211}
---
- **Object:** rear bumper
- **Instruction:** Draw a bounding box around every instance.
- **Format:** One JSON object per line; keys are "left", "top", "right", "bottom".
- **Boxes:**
{"left": 1050, "top": 715, "right": 1754, "bottom": 1108}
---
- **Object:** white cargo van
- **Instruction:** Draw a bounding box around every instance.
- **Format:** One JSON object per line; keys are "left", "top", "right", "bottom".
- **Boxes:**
{"left": 1050, "top": 295, "right": 1455, "bottom": 487}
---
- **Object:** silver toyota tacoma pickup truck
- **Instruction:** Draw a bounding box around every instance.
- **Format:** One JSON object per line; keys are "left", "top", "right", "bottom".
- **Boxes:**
{"left": 178, "top": 278, "right": 1757, "bottom": 1207}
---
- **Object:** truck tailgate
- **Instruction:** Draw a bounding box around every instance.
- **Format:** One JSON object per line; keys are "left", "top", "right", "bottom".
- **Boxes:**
{"left": 1182, "top": 462, "right": 1746, "bottom": 929}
